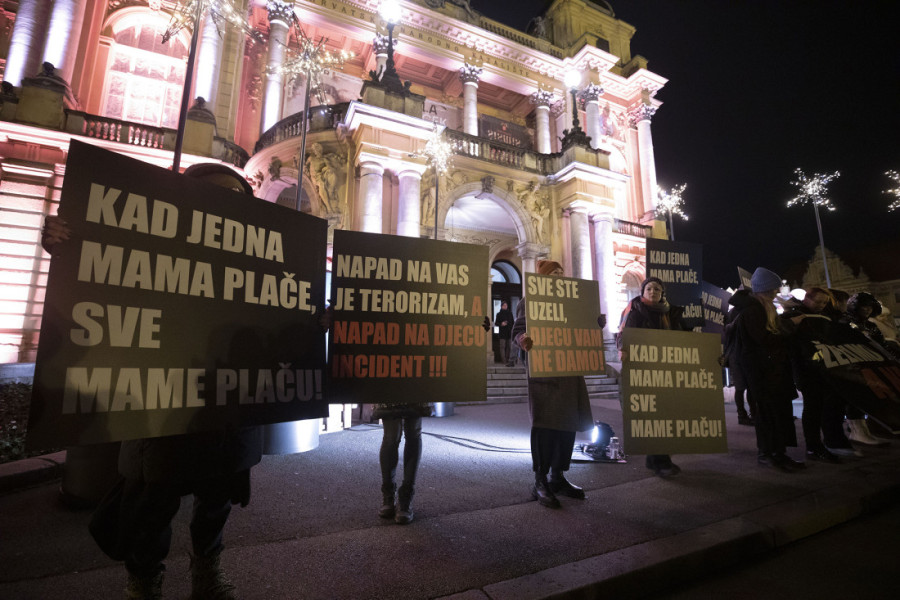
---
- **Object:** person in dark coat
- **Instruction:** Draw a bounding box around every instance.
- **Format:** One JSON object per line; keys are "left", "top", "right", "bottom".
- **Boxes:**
{"left": 727, "top": 267, "right": 806, "bottom": 472}
{"left": 781, "top": 287, "right": 841, "bottom": 463}
{"left": 617, "top": 276, "right": 689, "bottom": 476}
{"left": 511, "top": 260, "right": 594, "bottom": 508}
{"left": 839, "top": 292, "right": 891, "bottom": 446}
{"left": 495, "top": 301, "right": 515, "bottom": 366}
{"left": 723, "top": 301, "right": 754, "bottom": 426}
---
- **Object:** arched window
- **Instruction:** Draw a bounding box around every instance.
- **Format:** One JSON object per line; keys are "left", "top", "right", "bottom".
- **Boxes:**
{"left": 103, "top": 12, "right": 188, "bottom": 128}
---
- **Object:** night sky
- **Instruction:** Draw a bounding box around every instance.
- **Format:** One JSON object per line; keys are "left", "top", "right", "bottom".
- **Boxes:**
{"left": 473, "top": 0, "right": 900, "bottom": 288}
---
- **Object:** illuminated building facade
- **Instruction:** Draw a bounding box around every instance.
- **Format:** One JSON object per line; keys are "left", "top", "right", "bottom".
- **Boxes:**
{"left": 0, "top": 0, "right": 669, "bottom": 378}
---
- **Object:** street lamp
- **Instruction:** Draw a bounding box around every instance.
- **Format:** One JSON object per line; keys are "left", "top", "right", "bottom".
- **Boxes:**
{"left": 787, "top": 168, "right": 840, "bottom": 287}
{"left": 275, "top": 23, "right": 352, "bottom": 210}
{"left": 162, "top": 0, "right": 263, "bottom": 172}
{"left": 560, "top": 69, "right": 591, "bottom": 148}
{"left": 655, "top": 184, "right": 688, "bottom": 241}
{"left": 415, "top": 124, "right": 455, "bottom": 239}
{"left": 377, "top": 0, "right": 406, "bottom": 94}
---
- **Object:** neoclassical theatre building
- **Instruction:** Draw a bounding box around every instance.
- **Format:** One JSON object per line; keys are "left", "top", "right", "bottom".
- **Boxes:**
{"left": 0, "top": 0, "right": 669, "bottom": 378}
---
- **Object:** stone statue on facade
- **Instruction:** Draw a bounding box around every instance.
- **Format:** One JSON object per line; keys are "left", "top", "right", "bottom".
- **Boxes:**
{"left": 306, "top": 143, "right": 346, "bottom": 215}
{"left": 513, "top": 180, "right": 550, "bottom": 242}
{"left": 422, "top": 169, "right": 469, "bottom": 227}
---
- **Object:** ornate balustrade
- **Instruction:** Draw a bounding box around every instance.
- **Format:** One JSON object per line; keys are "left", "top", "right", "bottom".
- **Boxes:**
{"left": 614, "top": 219, "right": 652, "bottom": 238}
{"left": 254, "top": 103, "right": 349, "bottom": 153}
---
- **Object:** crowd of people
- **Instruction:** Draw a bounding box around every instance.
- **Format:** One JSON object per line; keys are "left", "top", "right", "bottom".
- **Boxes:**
{"left": 43, "top": 170, "right": 898, "bottom": 597}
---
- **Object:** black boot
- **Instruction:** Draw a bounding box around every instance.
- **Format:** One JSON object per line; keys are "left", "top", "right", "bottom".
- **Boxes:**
{"left": 549, "top": 470, "right": 585, "bottom": 499}
{"left": 531, "top": 474, "right": 560, "bottom": 508}
{"left": 395, "top": 483, "right": 414, "bottom": 524}
{"left": 379, "top": 483, "right": 396, "bottom": 519}
{"left": 125, "top": 568, "right": 164, "bottom": 600}
{"left": 190, "top": 551, "right": 236, "bottom": 600}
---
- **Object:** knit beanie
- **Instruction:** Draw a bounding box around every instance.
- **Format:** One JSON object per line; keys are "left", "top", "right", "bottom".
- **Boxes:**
{"left": 640, "top": 276, "right": 665, "bottom": 295}
{"left": 537, "top": 260, "right": 563, "bottom": 276}
{"left": 750, "top": 267, "right": 782, "bottom": 293}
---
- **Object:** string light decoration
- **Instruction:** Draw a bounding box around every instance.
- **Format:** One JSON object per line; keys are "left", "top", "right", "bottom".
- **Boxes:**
{"left": 160, "top": 0, "right": 263, "bottom": 171}
{"left": 885, "top": 170, "right": 900, "bottom": 212}
{"left": 787, "top": 168, "right": 840, "bottom": 211}
{"left": 276, "top": 21, "right": 354, "bottom": 210}
{"left": 655, "top": 183, "right": 688, "bottom": 241}
{"left": 787, "top": 168, "right": 841, "bottom": 286}
{"left": 161, "top": 0, "right": 263, "bottom": 45}
{"left": 412, "top": 124, "right": 458, "bottom": 238}
{"left": 277, "top": 21, "right": 354, "bottom": 106}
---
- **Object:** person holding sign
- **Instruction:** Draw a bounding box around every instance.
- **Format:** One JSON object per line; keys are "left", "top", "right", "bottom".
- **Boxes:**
{"left": 781, "top": 287, "right": 842, "bottom": 463}
{"left": 374, "top": 402, "right": 432, "bottom": 525}
{"left": 618, "top": 277, "right": 689, "bottom": 477}
{"left": 43, "top": 164, "right": 263, "bottom": 600}
{"left": 727, "top": 267, "right": 806, "bottom": 472}
{"left": 512, "top": 260, "right": 594, "bottom": 508}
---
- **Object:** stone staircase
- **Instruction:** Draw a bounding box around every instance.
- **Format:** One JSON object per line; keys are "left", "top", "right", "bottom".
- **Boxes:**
{"left": 459, "top": 363, "right": 620, "bottom": 406}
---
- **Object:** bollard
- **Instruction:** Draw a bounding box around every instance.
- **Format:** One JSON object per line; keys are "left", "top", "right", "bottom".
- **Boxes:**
{"left": 262, "top": 419, "right": 320, "bottom": 455}
{"left": 432, "top": 402, "right": 454, "bottom": 418}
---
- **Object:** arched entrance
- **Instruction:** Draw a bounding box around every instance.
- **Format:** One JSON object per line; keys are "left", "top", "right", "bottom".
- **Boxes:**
{"left": 441, "top": 181, "right": 538, "bottom": 363}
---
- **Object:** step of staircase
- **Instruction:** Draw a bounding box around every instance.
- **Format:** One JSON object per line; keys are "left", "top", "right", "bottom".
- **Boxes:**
{"left": 459, "top": 364, "right": 620, "bottom": 405}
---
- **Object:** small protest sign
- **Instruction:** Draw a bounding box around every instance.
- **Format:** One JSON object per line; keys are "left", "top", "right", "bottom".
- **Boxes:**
{"left": 701, "top": 281, "right": 731, "bottom": 337}
{"left": 646, "top": 238, "right": 704, "bottom": 330}
{"left": 328, "top": 230, "right": 489, "bottom": 404}
{"left": 26, "top": 141, "right": 329, "bottom": 450}
{"left": 620, "top": 328, "right": 727, "bottom": 455}
{"left": 522, "top": 273, "right": 604, "bottom": 378}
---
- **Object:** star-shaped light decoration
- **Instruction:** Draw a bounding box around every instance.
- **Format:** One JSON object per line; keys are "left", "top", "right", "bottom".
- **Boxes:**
{"left": 787, "top": 168, "right": 840, "bottom": 212}
{"left": 884, "top": 170, "right": 900, "bottom": 212}
{"left": 419, "top": 123, "right": 455, "bottom": 177}
{"left": 276, "top": 21, "right": 354, "bottom": 105}
{"left": 655, "top": 184, "right": 688, "bottom": 221}
{"left": 162, "top": 0, "right": 263, "bottom": 44}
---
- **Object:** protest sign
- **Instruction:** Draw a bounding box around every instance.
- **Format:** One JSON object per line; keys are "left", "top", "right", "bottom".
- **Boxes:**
{"left": 522, "top": 273, "right": 604, "bottom": 378}
{"left": 737, "top": 266, "right": 753, "bottom": 290}
{"left": 620, "top": 328, "right": 727, "bottom": 454}
{"left": 26, "top": 141, "right": 328, "bottom": 450}
{"left": 328, "top": 230, "right": 489, "bottom": 404}
{"left": 646, "top": 238, "right": 704, "bottom": 330}
{"left": 794, "top": 319, "right": 900, "bottom": 433}
{"left": 701, "top": 281, "right": 731, "bottom": 337}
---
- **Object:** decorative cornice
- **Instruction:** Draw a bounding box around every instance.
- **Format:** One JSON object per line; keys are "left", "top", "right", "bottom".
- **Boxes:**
{"left": 459, "top": 63, "right": 483, "bottom": 84}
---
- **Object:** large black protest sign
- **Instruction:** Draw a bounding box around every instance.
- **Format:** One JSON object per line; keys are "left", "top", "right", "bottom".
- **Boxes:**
{"left": 523, "top": 273, "right": 604, "bottom": 378}
{"left": 795, "top": 319, "right": 900, "bottom": 433}
{"left": 620, "top": 328, "right": 727, "bottom": 454}
{"left": 328, "top": 230, "right": 489, "bottom": 404}
{"left": 26, "top": 141, "right": 328, "bottom": 450}
{"left": 646, "top": 238, "right": 703, "bottom": 330}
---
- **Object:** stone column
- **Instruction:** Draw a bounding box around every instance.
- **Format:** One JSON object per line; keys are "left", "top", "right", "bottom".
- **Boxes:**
{"left": 359, "top": 162, "right": 385, "bottom": 234}
{"left": 569, "top": 210, "right": 593, "bottom": 280}
{"left": 194, "top": 10, "right": 223, "bottom": 106}
{"left": 372, "top": 34, "right": 390, "bottom": 80}
{"left": 459, "top": 64, "right": 482, "bottom": 136}
{"left": 4, "top": 0, "right": 52, "bottom": 87}
{"left": 397, "top": 168, "right": 422, "bottom": 237}
{"left": 582, "top": 83, "right": 604, "bottom": 150}
{"left": 517, "top": 242, "right": 546, "bottom": 276}
{"left": 629, "top": 97, "right": 659, "bottom": 218}
{"left": 591, "top": 213, "right": 615, "bottom": 335}
{"left": 260, "top": 0, "right": 293, "bottom": 133}
{"left": 530, "top": 90, "right": 554, "bottom": 154}
{"left": 39, "top": 0, "right": 86, "bottom": 85}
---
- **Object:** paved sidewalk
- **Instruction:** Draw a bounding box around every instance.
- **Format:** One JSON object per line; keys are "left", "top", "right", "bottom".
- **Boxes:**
{"left": 1, "top": 398, "right": 898, "bottom": 599}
